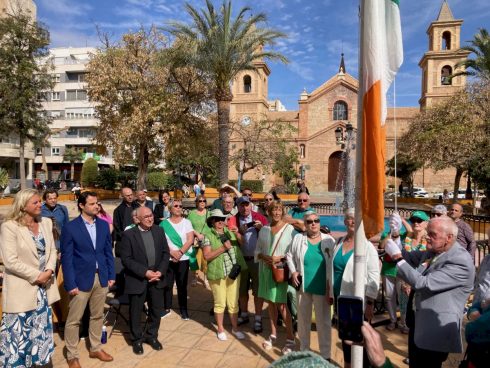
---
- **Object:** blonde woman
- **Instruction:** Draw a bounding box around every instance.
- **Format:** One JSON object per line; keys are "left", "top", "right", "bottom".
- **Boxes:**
{"left": 256, "top": 200, "right": 295, "bottom": 353}
{"left": 0, "top": 189, "right": 60, "bottom": 367}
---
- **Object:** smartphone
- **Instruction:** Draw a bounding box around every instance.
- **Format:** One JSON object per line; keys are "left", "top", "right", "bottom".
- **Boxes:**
{"left": 337, "top": 296, "right": 364, "bottom": 342}
{"left": 246, "top": 221, "right": 255, "bottom": 228}
{"left": 292, "top": 275, "right": 302, "bottom": 290}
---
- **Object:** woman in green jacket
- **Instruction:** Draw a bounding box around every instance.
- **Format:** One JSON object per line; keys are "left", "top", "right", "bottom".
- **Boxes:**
{"left": 201, "top": 209, "right": 247, "bottom": 341}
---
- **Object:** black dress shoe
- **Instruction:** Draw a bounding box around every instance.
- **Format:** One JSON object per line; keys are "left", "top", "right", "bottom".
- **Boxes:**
{"left": 144, "top": 338, "right": 163, "bottom": 351}
{"left": 181, "top": 310, "right": 190, "bottom": 321}
{"left": 132, "top": 342, "right": 144, "bottom": 355}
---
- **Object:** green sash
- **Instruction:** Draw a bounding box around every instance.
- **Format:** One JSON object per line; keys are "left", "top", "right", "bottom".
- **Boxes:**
{"left": 161, "top": 219, "right": 198, "bottom": 271}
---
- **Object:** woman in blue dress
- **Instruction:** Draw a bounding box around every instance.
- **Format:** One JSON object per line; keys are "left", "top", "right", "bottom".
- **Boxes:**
{"left": 0, "top": 189, "right": 60, "bottom": 367}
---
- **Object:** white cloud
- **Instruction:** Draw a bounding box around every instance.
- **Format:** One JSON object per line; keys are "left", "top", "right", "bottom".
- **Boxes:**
{"left": 39, "top": 0, "right": 92, "bottom": 17}
{"left": 288, "top": 61, "right": 314, "bottom": 81}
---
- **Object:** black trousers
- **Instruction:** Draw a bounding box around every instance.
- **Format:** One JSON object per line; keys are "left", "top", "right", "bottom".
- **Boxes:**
{"left": 163, "top": 260, "right": 189, "bottom": 312}
{"left": 129, "top": 282, "right": 164, "bottom": 343}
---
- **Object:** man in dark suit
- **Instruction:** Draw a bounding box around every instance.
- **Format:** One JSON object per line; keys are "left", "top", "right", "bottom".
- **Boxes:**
{"left": 120, "top": 206, "right": 170, "bottom": 355}
{"left": 385, "top": 216, "right": 475, "bottom": 368}
{"left": 61, "top": 191, "right": 115, "bottom": 368}
{"left": 113, "top": 187, "right": 138, "bottom": 256}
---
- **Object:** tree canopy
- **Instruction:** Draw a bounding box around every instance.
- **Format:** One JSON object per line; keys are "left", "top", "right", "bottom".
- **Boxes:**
{"left": 0, "top": 9, "right": 52, "bottom": 189}
{"left": 454, "top": 28, "right": 490, "bottom": 80}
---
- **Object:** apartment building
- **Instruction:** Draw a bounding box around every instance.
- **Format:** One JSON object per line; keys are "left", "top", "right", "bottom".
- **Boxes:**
{"left": 35, "top": 47, "right": 114, "bottom": 181}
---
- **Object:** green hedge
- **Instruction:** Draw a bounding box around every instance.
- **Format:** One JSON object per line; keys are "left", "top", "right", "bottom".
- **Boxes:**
{"left": 147, "top": 171, "right": 176, "bottom": 190}
{"left": 228, "top": 180, "right": 263, "bottom": 193}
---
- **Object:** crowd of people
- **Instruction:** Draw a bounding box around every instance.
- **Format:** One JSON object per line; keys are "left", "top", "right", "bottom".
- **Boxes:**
{"left": 0, "top": 186, "right": 489, "bottom": 368}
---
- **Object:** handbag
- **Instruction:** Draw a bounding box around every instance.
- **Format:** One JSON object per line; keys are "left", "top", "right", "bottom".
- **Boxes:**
{"left": 270, "top": 228, "right": 289, "bottom": 283}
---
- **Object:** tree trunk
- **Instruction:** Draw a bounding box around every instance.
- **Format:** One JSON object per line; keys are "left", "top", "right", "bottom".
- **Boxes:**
{"left": 216, "top": 90, "right": 232, "bottom": 186}
{"left": 70, "top": 162, "right": 75, "bottom": 181}
{"left": 19, "top": 135, "right": 27, "bottom": 190}
{"left": 137, "top": 143, "right": 149, "bottom": 190}
{"left": 452, "top": 167, "right": 464, "bottom": 204}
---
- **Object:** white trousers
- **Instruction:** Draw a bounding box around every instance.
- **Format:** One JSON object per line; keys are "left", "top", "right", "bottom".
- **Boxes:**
{"left": 383, "top": 275, "right": 402, "bottom": 323}
{"left": 297, "top": 291, "right": 331, "bottom": 359}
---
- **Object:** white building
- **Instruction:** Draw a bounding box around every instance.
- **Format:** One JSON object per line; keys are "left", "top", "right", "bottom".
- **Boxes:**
{"left": 35, "top": 47, "right": 115, "bottom": 181}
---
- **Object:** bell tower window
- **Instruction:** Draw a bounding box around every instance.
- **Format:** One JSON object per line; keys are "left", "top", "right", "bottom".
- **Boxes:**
{"left": 442, "top": 31, "right": 451, "bottom": 50}
{"left": 333, "top": 101, "right": 348, "bottom": 121}
{"left": 299, "top": 144, "right": 305, "bottom": 158}
{"left": 441, "top": 65, "right": 453, "bottom": 85}
{"left": 243, "top": 75, "right": 252, "bottom": 93}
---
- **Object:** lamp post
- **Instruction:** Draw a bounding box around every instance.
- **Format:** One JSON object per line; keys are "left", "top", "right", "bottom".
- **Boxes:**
{"left": 335, "top": 122, "right": 355, "bottom": 210}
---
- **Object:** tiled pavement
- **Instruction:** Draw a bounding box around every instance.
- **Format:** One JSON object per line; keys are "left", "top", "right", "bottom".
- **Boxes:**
{"left": 49, "top": 276, "right": 465, "bottom": 368}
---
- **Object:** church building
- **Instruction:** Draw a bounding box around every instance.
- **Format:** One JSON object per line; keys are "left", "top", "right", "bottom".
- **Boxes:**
{"left": 229, "top": 1, "right": 469, "bottom": 194}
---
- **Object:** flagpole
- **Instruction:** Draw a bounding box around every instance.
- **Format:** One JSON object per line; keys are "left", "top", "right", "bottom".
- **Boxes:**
{"left": 353, "top": 0, "right": 367, "bottom": 366}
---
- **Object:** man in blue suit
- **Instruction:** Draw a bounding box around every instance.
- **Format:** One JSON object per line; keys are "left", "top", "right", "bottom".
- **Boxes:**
{"left": 61, "top": 191, "right": 115, "bottom": 368}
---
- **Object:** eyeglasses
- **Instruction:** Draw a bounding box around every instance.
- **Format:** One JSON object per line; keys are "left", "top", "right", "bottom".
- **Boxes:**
{"left": 173, "top": 204, "right": 182, "bottom": 208}
{"left": 197, "top": 200, "right": 206, "bottom": 203}
{"left": 306, "top": 219, "right": 320, "bottom": 225}
{"left": 265, "top": 198, "right": 274, "bottom": 202}
{"left": 298, "top": 199, "right": 308, "bottom": 203}
{"left": 142, "top": 215, "right": 154, "bottom": 219}
{"left": 433, "top": 213, "right": 443, "bottom": 217}
{"left": 243, "top": 193, "right": 252, "bottom": 197}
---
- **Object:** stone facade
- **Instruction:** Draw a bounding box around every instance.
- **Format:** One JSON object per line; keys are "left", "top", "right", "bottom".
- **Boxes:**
{"left": 229, "top": 1, "right": 468, "bottom": 195}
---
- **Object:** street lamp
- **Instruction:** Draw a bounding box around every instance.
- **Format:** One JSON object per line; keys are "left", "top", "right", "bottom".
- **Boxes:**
{"left": 335, "top": 122, "right": 356, "bottom": 210}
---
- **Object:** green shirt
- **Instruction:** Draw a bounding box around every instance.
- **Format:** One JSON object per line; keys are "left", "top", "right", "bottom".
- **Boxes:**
{"left": 303, "top": 240, "right": 327, "bottom": 295}
{"left": 333, "top": 246, "right": 354, "bottom": 298}
{"left": 187, "top": 209, "right": 209, "bottom": 234}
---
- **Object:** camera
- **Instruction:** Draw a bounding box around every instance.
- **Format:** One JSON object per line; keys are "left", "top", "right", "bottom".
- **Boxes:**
{"left": 219, "top": 233, "right": 230, "bottom": 244}
{"left": 246, "top": 221, "right": 255, "bottom": 228}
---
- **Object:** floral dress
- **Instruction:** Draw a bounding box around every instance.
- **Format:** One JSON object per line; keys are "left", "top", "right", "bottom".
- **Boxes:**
{"left": 0, "top": 230, "right": 55, "bottom": 367}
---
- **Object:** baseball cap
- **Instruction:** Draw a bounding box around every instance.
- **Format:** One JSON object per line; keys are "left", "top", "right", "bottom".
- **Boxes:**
{"left": 410, "top": 210, "right": 429, "bottom": 222}
{"left": 236, "top": 196, "right": 251, "bottom": 206}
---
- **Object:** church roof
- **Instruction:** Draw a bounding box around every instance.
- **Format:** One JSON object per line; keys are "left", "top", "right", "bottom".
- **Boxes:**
{"left": 436, "top": 0, "right": 454, "bottom": 21}
{"left": 309, "top": 72, "right": 358, "bottom": 98}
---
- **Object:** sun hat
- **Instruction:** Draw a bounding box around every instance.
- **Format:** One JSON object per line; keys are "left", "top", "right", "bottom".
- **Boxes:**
{"left": 206, "top": 209, "right": 228, "bottom": 227}
{"left": 410, "top": 210, "right": 430, "bottom": 222}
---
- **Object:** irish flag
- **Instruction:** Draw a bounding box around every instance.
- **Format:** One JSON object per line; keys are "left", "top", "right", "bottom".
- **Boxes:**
{"left": 359, "top": 0, "right": 403, "bottom": 237}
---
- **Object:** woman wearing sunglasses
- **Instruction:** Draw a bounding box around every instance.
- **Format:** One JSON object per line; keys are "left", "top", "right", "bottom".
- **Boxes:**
{"left": 160, "top": 199, "right": 195, "bottom": 320}
{"left": 259, "top": 192, "right": 278, "bottom": 220}
{"left": 188, "top": 195, "right": 209, "bottom": 287}
{"left": 332, "top": 208, "right": 380, "bottom": 368}
{"left": 286, "top": 212, "right": 335, "bottom": 361}
{"left": 256, "top": 200, "right": 295, "bottom": 353}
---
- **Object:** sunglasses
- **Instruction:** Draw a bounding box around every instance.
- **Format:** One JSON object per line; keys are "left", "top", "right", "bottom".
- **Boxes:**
{"left": 243, "top": 193, "right": 252, "bottom": 197}
{"left": 197, "top": 200, "right": 206, "bottom": 203}
{"left": 298, "top": 199, "right": 308, "bottom": 203}
{"left": 173, "top": 204, "right": 183, "bottom": 208}
{"left": 410, "top": 217, "right": 424, "bottom": 224}
{"left": 433, "top": 213, "right": 443, "bottom": 217}
{"left": 306, "top": 219, "right": 320, "bottom": 225}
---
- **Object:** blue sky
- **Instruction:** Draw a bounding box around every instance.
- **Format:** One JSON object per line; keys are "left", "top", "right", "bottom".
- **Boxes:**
{"left": 36, "top": 0, "right": 490, "bottom": 110}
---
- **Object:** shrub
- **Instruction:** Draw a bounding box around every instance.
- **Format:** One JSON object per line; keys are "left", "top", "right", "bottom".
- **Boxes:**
{"left": 96, "top": 168, "right": 119, "bottom": 190}
{"left": 81, "top": 158, "right": 98, "bottom": 187}
{"left": 228, "top": 180, "right": 263, "bottom": 193}
{"left": 0, "top": 167, "right": 8, "bottom": 189}
{"left": 147, "top": 171, "right": 175, "bottom": 190}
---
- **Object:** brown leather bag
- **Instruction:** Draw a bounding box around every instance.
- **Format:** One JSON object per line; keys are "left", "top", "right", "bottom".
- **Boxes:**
{"left": 270, "top": 229, "right": 289, "bottom": 283}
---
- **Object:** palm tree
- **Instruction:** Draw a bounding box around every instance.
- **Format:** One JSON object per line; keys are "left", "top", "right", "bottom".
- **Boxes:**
{"left": 454, "top": 28, "right": 490, "bottom": 80}
{"left": 167, "top": 0, "right": 287, "bottom": 184}
{"left": 62, "top": 148, "right": 84, "bottom": 181}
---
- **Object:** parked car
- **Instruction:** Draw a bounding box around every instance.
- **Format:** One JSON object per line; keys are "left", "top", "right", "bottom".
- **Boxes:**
{"left": 413, "top": 187, "right": 429, "bottom": 198}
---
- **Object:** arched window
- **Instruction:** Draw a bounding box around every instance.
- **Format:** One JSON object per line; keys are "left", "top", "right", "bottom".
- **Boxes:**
{"left": 299, "top": 144, "right": 305, "bottom": 158}
{"left": 243, "top": 75, "right": 252, "bottom": 93}
{"left": 441, "top": 65, "right": 453, "bottom": 85}
{"left": 442, "top": 31, "right": 451, "bottom": 50}
{"left": 333, "top": 101, "right": 348, "bottom": 120}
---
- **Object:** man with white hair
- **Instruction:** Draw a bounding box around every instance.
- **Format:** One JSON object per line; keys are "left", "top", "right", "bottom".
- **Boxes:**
{"left": 385, "top": 216, "right": 475, "bottom": 368}
{"left": 431, "top": 204, "right": 448, "bottom": 217}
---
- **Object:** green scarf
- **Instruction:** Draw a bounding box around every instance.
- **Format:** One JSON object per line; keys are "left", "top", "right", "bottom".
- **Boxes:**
{"left": 160, "top": 219, "right": 198, "bottom": 271}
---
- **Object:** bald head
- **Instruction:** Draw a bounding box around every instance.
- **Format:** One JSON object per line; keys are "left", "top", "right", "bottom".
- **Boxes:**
{"left": 121, "top": 187, "right": 134, "bottom": 204}
{"left": 136, "top": 206, "right": 154, "bottom": 230}
{"left": 449, "top": 203, "right": 463, "bottom": 221}
{"left": 297, "top": 192, "right": 310, "bottom": 210}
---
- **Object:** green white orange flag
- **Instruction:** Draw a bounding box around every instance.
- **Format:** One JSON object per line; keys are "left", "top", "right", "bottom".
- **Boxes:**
{"left": 360, "top": 0, "right": 403, "bottom": 237}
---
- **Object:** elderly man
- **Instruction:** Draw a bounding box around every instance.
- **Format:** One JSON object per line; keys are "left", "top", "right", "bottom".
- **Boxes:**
{"left": 448, "top": 203, "right": 476, "bottom": 261}
{"left": 113, "top": 187, "right": 138, "bottom": 257}
{"left": 120, "top": 207, "right": 170, "bottom": 355}
{"left": 285, "top": 192, "right": 315, "bottom": 233}
{"left": 431, "top": 204, "right": 448, "bottom": 217}
{"left": 228, "top": 196, "right": 268, "bottom": 332}
{"left": 385, "top": 216, "right": 475, "bottom": 368}
{"left": 135, "top": 189, "right": 154, "bottom": 211}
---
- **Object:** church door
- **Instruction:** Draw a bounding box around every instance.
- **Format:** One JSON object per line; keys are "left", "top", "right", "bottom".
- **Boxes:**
{"left": 328, "top": 151, "right": 344, "bottom": 192}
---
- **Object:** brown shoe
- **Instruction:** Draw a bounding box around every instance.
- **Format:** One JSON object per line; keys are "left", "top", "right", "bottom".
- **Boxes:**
{"left": 89, "top": 349, "right": 114, "bottom": 362}
{"left": 67, "top": 358, "right": 81, "bottom": 368}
